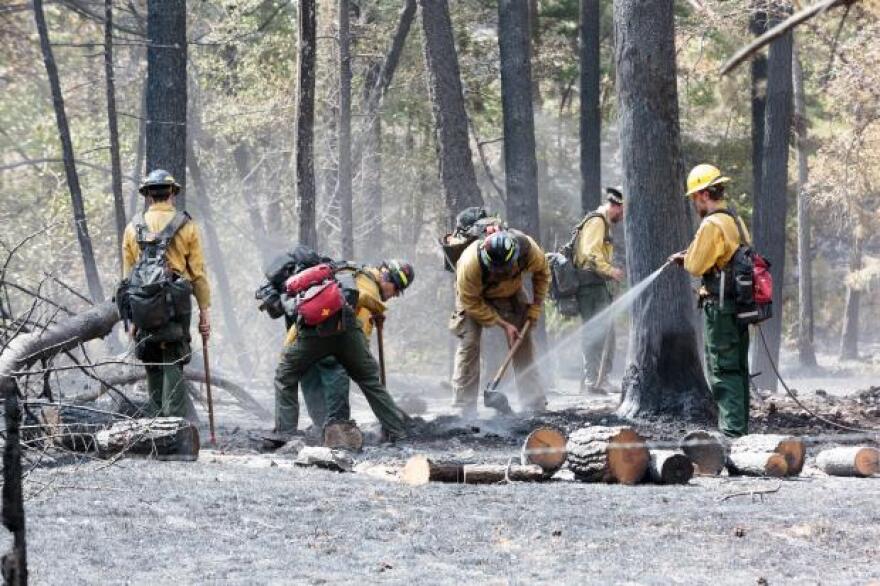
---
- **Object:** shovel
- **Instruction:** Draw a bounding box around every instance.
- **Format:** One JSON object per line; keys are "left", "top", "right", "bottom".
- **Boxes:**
{"left": 483, "top": 320, "right": 532, "bottom": 415}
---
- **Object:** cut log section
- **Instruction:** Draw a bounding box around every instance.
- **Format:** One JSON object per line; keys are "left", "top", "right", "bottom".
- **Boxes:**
{"left": 648, "top": 450, "right": 694, "bottom": 485}
{"left": 726, "top": 451, "right": 788, "bottom": 477}
{"left": 679, "top": 430, "right": 728, "bottom": 475}
{"left": 730, "top": 434, "right": 806, "bottom": 476}
{"left": 566, "top": 426, "right": 649, "bottom": 484}
{"left": 323, "top": 420, "right": 364, "bottom": 452}
{"left": 95, "top": 417, "right": 199, "bottom": 461}
{"left": 401, "top": 455, "right": 546, "bottom": 486}
{"left": 816, "top": 447, "right": 880, "bottom": 478}
{"left": 520, "top": 426, "right": 567, "bottom": 473}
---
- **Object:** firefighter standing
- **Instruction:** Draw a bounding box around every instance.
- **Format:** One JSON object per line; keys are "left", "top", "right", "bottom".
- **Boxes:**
{"left": 573, "top": 187, "right": 625, "bottom": 393}
{"left": 450, "top": 230, "right": 550, "bottom": 415}
{"left": 121, "top": 170, "right": 211, "bottom": 418}
{"left": 274, "top": 261, "right": 414, "bottom": 441}
{"left": 669, "top": 164, "right": 751, "bottom": 437}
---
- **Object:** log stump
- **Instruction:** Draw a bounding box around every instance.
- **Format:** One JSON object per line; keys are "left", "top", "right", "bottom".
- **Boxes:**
{"left": 730, "top": 434, "right": 805, "bottom": 476}
{"left": 401, "top": 456, "right": 546, "bottom": 486}
{"left": 401, "top": 456, "right": 463, "bottom": 486}
{"left": 816, "top": 447, "right": 879, "bottom": 477}
{"left": 566, "top": 426, "right": 649, "bottom": 484}
{"left": 323, "top": 420, "right": 364, "bottom": 452}
{"left": 95, "top": 417, "right": 199, "bottom": 461}
{"left": 726, "top": 451, "right": 788, "bottom": 477}
{"left": 520, "top": 426, "right": 567, "bottom": 474}
{"left": 679, "top": 430, "right": 727, "bottom": 476}
{"left": 648, "top": 450, "right": 694, "bottom": 485}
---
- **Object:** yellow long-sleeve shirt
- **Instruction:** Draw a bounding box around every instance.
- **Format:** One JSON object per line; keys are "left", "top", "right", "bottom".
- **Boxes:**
{"left": 683, "top": 203, "right": 751, "bottom": 277}
{"left": 455, "top": 233, "right": 550, "bottom": 326}
{"left": 573, "top": 205, "right": 614, "bottom": 277}
{"left": 122, "top": 201, "right": 211, "bottom": 309}
{"left": 284, "top": 268, "right": 387, "bottom": 346}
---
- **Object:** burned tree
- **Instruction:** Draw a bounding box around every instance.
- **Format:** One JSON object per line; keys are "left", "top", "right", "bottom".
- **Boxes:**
{"left": 295, "top": 0, "right": 318, "bottom": 249}
{"left": 145, "top": 0, "right": 187, "bottom": 206}
{"left": 750, "top": 4, "right": 768, "bottom": 204}
{"left": 419, "top": 0, "right": 483, "bottom": 227}
{"left": 579, "top": 0, "right": 601, "bottom": 213}
{"left": 337, "top": 0, "right": 354, "bottom": 258}
{"left": 104, "top": 0, "right": 126, "bottom": 271}
{"left": 613, "top": 0, "right": 712, "bottom": 419}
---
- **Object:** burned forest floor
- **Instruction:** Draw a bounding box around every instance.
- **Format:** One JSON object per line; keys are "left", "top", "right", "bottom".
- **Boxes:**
{"left": 5, "top": 365, "right": 880, "bottom": 585}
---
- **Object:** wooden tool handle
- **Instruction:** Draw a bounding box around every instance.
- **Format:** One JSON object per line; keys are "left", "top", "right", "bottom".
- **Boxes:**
{"left": 488, "top": 320, "right": 532, "bottom": 389}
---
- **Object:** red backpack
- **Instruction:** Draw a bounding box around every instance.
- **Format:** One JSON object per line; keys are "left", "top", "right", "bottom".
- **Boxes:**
{"left": 283, "top": 263, "right": 345, "bottom": 326}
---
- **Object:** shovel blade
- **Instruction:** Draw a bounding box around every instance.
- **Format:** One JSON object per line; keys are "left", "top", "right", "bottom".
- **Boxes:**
{"left": 483, "top": 389, "right": 513, "bottom": 415}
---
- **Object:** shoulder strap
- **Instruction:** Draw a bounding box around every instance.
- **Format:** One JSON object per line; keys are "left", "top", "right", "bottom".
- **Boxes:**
{"left": 155, "top": 211, "right": 191, "bottom": 245}
{"left": 706, "top": 208, "right": 749, "bottom": 246}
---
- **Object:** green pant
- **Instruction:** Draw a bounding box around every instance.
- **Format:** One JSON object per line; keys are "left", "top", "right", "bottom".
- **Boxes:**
{"left": 141, "top": 337, "right": 191, "bottom": 418}
{"left": 577, "top": 283, "right": 613, "bottom": 385}
{"left": 274, "top": 316, "right": 404, "bottom": 438}
{"left": 704, "top": 301, "right": 750, "bottom": 437}
{"left": 299, "top": 357, "right": 351, "bottom": 428}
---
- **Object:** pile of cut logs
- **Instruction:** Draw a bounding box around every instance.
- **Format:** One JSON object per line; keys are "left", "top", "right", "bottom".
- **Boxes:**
{"left": 402, "top": 425, "right": 880, "bottom": 486}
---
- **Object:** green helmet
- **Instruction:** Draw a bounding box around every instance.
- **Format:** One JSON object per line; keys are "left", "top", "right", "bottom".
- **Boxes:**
{"left": 139, "top": 169, "right": 181, "bottom": 195}
{"left": 381, "top": 260, "right": 415, "bottom": 293}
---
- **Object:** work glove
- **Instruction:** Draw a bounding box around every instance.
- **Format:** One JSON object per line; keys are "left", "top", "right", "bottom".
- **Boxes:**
{"left": 526, "top": 303, "right": 542, "bottom": 322}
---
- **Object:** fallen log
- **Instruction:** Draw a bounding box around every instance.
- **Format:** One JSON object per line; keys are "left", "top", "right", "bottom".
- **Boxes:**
{"left": 730, "top": 434, "right": 805, "bottom": 476}
{"left": 648, "top": 450, "right": 694, "bottom": 485}
{"left": 520, "top": 426, "right": 566, "bottom": 474}
{"left": 295, "top": 447, "right": 354, "bottom": 472}
{"left": 726, "top": 451, "right": 788, "bottom": 477}
{"left": 816, "top": 447, "right": 879, "bottom": 477}
{"left": 566, "top": 426, "right": 649, "bottom": 484}
{"left": 679, "top": 430, "right": 727, "bottom": 475}
{"left": 401, "top": 455, "right": 545, "bottom": 486}
{"left": 95, "top": 417, "right": 200, "bottom": 461}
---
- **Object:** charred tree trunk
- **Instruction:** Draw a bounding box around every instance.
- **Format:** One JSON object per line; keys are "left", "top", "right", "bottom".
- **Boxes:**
{"left": 104, "top": 0, "right": 126, "bottom": 273}
{"left": 751, "top": 5, "right": 793, "bottom": 392}
{"left": 128, "top": 70, "right": 148, "bottom": 217}
{"left": 579, "top": 0, "right": 601, "bottom": 213}
{"left": 498, "top": 0, "right": 540, "bottom": 239}
{"left": 96, "top": 418, "right": 200, "bottom": 460}
{"left": 839, "top": 231, "right": 863, "bottom": 360}
{"left": 145, "top": 0, "right": 187, "bottom": 206}
{"left": 419, "top": 0, "right": 484, "bottom": 228}
{"left": 295, "top": 0, "right": 318, "bottom": 249}
{"left": 647, "top": 450, "right": 694, "bottom": 485}
{"left": 792, "top": 42, "right": 817, "bottom": 367}
{"left": 361, "top": 62, "right": 384, "bottom": 258}
{"left": 750, "top": 5, "right": 768, "bottom": 203}
{"left": 34, "top": 0, "right": 105, "bottom": 304}
{"left": 613, "top": 0, "right": 712, "bottom": 420}
{"left": 336, "top": 0, "right": 354, "bottom": 258}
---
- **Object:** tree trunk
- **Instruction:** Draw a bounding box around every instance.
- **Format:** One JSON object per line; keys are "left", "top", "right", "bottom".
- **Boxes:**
{"left": 612, "top": 0, "right": 712, "bottom": 420}
{"left": 145, "top": 0, "right": 187, "bottom": 206}
{"left": 95, "top": 417, "right": 200, "bottom": 460}
{"left": 186, "top": 138, "right": 255, "bottom": 381}
{"left": 419, "top": 0, "right": 483, "bottom": 228}
{"left": 792, "top": 42, "right": 817, "bottom": 368}
{"left": 33, "top": 0, "right": 106, "bottom": 304}
{"left": 816, "top": 447, "right": 879, "bottom": 477}
{"left": 726, "top": 451, "right": 788, "bottom": 477}
{"left": 679, "top": 429, "right": 728, "bottom": 475}
{"left": 647, "top": 450, "right": 694, "bottom": 485}
{"left": 498, "top": 0, "right": 540, "bottom": 239}
{"left": 336, "top": 0, "right": 354, "bottom": 258}
{"left": 839, "top": 232, "right": 862, "bottom": 360}
{"left": 750, "top": 5, "right": 768, "bottom": 204}
{"left": 579, "top": 0, "right": 601, "bottom": 213}
{"left": 295, "top": 0, "right": 318, "bottom": 249}
{"left": 751, "top": 6, "right": 793, "bottom": 392}
{"left": 730, "top": 433, "right": 805, "bottom": 475}
{"left": 128, "top": 69, "right": 148, "bottom": 217}
{"left": 361, "top": 62, "right": 384, "bottom": 258}
{"left": 232, "top": 143, "right": 272, "bottom": 262}
{"left": 104, "top": 0, "right": 126, "bottom": 274}
{"left": 565, "top": 426, "right": 649, "bottom": 484}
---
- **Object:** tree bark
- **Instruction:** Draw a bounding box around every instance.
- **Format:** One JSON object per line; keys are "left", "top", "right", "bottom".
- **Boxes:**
{"left": 104, "top": 0, "right": 126, "bottom": 274}
{"left": 233, "top": 143, "right": 272, "bottom": 262}
{"left": 839, "top": 232, "right": 862, "bottom": 360}
{"left": 730, "top": 433, "right": 805, "bottom": 475}
{"left": 498, "top": 0, "right": 540, "bottom": 239}
{"left": 33, "top": 0, "right": 106, "bottom": 304}
{"left": 750, "top": 5, "right": 768, "bottom": 205}
{"left": 336, "top": 0, "right": 354, "bottom": 258}
{"left": 128, "top": 68, "right": 148, "bottom": 217}
{"left": 295, "top": 0, "right": 318, "bottom": 249}
{"left": 145, "top": 0, "right": 187, "bottom": 206}
{"left": 579, "top": 0, "right": 601, "bottom": 213}
{"left": 751, "top": 5, "right": 793, "bottom": 392}
{"left": 361, "top": 62, "right": 384, "bottom": 258}
{"left": 401, "top": 455, "right": 546, "bottom": 485}
{"left": 566, "top": 426, "right": 649, "bottom": 484}
{"left": 419, "top": 0, "right": 483, "bottom": 228}
{"left": 816, "top": 447, "right": 879, "bottom": 477}
{"left": 647, "top": 450, "right": 694, "bottom": 485}
{"left": 612, "top": 0, "right": 712, "bottom": 420}
{"left": 792, "top": 42, "right": 817, "bottom": 367}
{"left": 726, "top": 451, "right": 788, "bottom": 477}
{"left": 95, "top": 417, "right": 200, "bottom": 460}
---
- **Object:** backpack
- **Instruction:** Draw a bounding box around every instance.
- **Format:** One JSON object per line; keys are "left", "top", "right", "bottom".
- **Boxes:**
{"left": 255, "top": 245, "right": 328, "bottom": 319}
{"left": 117, "top": 211, "right": 193, "bottom": 332}
{"left": 283, "top": 263, "right": 361, "bottom": 328}
{"left": 548, "top": 212, "right": 608, "bottom": 317}
{"left": 440, "top": 207, "right": 506, "bottom": 272}
{"left": 706, "top": 208, "right": 773, "bottom": 326}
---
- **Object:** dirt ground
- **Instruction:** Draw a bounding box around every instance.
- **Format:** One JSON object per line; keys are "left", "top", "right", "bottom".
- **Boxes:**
{"left": 6, "top": 367, "right": 880, "bottom": 585}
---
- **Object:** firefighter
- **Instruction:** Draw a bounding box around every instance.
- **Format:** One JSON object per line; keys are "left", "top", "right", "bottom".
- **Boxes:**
{"left": 122, "top": 169, "right": 211, "bottom": 418}
{"left": 274, "top": 260, "right": 415, "bottom": 441}
{"left": 669, "top": 164, "right": 751, "bottom": 437}
{"left": 573, "top": 187, "right": 625, "bottom": 394}
{"left": 450, "top": 230, "right": 551, "bottom": 415}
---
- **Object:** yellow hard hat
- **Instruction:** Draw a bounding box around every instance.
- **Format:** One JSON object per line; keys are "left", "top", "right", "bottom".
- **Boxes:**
{"left": 685, "top": 164, "right": 730, "bottom": 196}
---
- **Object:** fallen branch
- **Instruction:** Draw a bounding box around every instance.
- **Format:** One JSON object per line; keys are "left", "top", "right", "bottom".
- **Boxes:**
{"left": 719, "top": 482, "right": 782, "bottom": 502}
